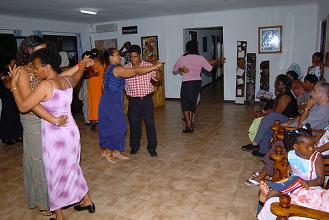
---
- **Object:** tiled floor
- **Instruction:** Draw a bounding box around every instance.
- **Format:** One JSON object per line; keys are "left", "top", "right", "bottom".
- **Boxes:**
{"left": 0, "top": 81, "right": 262, "bottom": 220}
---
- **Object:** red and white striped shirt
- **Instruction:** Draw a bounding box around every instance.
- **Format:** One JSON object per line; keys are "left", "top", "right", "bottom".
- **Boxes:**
{"left": 124, "top": 60, "right": 157, "bottom": 97}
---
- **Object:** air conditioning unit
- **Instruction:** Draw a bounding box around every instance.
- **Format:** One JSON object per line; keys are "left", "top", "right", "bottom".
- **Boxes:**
{"left": 94, "top": 23, "right": 118, "bottom": 33}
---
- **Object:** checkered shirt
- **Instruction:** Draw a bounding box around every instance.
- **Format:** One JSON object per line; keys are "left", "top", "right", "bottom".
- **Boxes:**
{"left": 124, "top": 60, "right": 157, "bottom": 97}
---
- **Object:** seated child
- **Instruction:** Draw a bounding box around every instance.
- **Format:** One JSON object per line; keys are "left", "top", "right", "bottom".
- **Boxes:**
{"left": 256, "top": 130, "right": 325, "bottom": 215}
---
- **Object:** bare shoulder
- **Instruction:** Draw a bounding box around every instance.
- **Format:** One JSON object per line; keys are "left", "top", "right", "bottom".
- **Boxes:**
{"left": 16, "top": 66, "right": 29, "bottom": 76}
{"left": 37, "top": 80, "right": 52, "bottom": 89}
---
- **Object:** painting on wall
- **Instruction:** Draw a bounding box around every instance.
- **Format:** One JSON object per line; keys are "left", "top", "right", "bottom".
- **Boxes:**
{"left": 246, "top": 53, "right": 256, "bottom": 105}
{"left": 258, "top": 25, "right": 282, "bottom": 54}
{"left": 259, "top": 61, "right": 270, "bottom": 91}
{"left": 235, "top": 41, "right": 247, "bottom": 105}
{"left": 95, "top": 38, "right": 117, "bottom": 50}
{"left": 141, "top": 35, "right": 159, "bottom": 63}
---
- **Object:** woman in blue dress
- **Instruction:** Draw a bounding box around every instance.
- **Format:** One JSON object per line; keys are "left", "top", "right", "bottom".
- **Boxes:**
{"left": 98, "top": 48, "right": 162, "bottom": 163}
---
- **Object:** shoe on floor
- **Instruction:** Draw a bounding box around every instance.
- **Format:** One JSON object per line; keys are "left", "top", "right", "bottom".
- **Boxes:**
{"left": 251, "top": 150, "right": 265, "bottom": 158}
{"left": 149, "top": 151, "right": 158, "bottom": 157}
{"left": 74, "top": 203, "right": 95, "bottom": 213}
{"left": 241, "top": 143, "right": 259, "bottom": 152}
{"left": 244, "top": 178, "right": 260, "bottom": 186}
{"left": 130, "top": 149, "right": 138, "bottom": 155}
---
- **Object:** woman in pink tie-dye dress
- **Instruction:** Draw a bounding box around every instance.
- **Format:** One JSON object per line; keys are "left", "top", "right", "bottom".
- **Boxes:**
{"left": 11, "top": 48, "right": 95, "bottom": 220}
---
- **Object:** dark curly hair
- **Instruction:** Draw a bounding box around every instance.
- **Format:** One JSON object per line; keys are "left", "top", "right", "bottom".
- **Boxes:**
{"left": 102, "top": 48, "right": 117, "bottom": 67}
{"left": 184, "top": 40, "right": 199, "bottom": 56}
{"left": 304, "top": 74, "right": 318, "bottom": 85}
{"left": 286, "top": 71, "right": 298, "bottom": 80}
{"left": 16, "top": 35, "right": 46, "bottom": 66}
{"left": 276, "top": 74, "right": 292, "bottom": 90}
{"left": 128, "top": 45, "right": 141, "bottom": 55}
{"left": 31, "top": 48, "right": 61, "bottom": 73}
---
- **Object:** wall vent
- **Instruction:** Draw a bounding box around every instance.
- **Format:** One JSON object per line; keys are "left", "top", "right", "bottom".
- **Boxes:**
{"left": 94, "top": 23, "right": 118, "bottom": 33}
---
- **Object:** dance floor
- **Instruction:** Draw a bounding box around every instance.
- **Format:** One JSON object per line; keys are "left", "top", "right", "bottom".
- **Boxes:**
{"left": 0, "top": 81, "right": 262, "bottom": 219}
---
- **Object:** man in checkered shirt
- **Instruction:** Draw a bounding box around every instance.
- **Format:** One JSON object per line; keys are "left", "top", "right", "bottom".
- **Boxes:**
{"left": 124, "top": 45, "right": 160, "bottom": 157}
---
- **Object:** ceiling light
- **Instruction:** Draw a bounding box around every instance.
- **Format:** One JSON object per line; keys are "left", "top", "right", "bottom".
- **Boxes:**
{"left": 80, "top": 9, "right": 98, "bottom": 15}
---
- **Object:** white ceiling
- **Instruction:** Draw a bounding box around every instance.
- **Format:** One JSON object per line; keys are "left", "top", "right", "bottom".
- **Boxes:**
{"left": 0, "top": 0, "right": 320, "bottom": 23}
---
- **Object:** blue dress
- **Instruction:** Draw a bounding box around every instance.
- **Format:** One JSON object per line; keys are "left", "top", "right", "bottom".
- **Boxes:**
{"left": 98, "top": 64, "right": 126, "bottom": 151}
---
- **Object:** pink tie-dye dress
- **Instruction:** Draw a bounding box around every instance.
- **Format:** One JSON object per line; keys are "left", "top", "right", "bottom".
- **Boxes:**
{"left": 41, "top": 86, "right": 88, "bottom": 211}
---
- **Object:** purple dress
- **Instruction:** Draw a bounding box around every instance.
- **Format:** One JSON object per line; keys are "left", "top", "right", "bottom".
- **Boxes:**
{"left": 41, "top": 83, "right": 88, "bottom": 211}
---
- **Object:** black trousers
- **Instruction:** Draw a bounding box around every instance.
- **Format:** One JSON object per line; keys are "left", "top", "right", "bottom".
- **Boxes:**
{"left": 128, "top": 94, "right": 157, "bottom": 152}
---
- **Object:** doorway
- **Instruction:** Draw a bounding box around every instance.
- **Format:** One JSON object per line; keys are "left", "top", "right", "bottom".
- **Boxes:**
{"left": 183, "top": 27, "right": 224, "bottom": 99}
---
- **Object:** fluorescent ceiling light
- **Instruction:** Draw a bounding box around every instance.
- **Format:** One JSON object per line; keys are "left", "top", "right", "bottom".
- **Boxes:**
{"left": 80, "top": 9, "right": 98, "bottom": 15}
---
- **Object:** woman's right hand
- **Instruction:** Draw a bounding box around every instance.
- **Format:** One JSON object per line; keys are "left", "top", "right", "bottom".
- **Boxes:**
{"left": 9, "top": 65, "right": 21, "bottom": 88}
{"left": 305, "top": 97, "right": 316, "bottom": 110}
{"left": 179, "top": 67, "right": 190, "bottom": 74}
{"left": 54, "top": 115, "right": 68, "bottom": 126}
{"left": 81, "top": 55, "right": 93, "bottom": 67}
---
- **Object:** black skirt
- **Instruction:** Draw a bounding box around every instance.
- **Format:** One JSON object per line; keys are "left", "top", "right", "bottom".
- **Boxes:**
{"left": 180, "top": 80, "right": 201, "bottom": 113}
{"left": 0, "top": 89, "right": 23, "bottom": 139}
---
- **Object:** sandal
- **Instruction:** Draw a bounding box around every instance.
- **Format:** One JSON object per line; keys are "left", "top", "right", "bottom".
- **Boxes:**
{"left": 244, "top": 178, "right": 260, "bottom": 186}
{"left": 39, "top": 210, "right": 54, "bottom": 216}
{"left": 112, "top": 151, "right": 129, "bottom": 160}
{"left": 101, "top": 151, "right": 116, "bottom": 164}
{"left": 251, "top": 171, "right": 260, "bottom": 178}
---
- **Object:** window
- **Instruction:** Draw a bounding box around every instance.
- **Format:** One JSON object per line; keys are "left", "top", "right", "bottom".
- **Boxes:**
{"left": 43, "top": 35, "right": 78, "bottom": 66}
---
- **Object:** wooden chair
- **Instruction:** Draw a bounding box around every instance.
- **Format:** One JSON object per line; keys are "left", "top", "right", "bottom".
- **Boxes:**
{"left": 271, "top": 121, "right": 329, "bottom": 180}
{"left": 271, "top": 194, "right": 329, "bottom": 220}
{"left": 269, "top": 122, "right": 329, "bottom": 219}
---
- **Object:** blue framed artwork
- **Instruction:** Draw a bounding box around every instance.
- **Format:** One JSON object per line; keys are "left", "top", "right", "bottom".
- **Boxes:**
{"left": 258, "top": 25, "right": 282, "bottom": 54}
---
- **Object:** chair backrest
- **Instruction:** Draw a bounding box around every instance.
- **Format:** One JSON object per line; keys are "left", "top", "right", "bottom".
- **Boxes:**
{"left": 271, "top": 122, "right": 329, "bottom": 186}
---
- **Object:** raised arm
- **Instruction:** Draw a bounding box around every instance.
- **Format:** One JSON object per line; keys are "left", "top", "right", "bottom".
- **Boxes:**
{"left": 14, "top": 67, "right": 66, "bottom": 125}
{"left": 58, "top": 65, "right": 79, "bottom": 77}
{"left": 208, "top": 57, "right": 225, "bottom": 66}
{"left": 113, "top": 63, "right": 163, "bottom": 78}
{"left": 68, "top": 56, "right": 92, "bottom": 88}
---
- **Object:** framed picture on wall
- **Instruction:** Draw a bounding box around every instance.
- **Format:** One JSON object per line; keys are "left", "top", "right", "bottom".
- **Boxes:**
{"left": 95, "top": 38, "right": 117, "bottom": 50}
{"left": 258, "top": 25, "right": 282, "bottom": 54}
{"left": 141, "top": 35, "right": 159, "bottom": 63}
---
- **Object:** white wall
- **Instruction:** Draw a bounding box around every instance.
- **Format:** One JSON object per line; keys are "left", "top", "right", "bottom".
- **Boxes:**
{"left": 89, "top": 17, "right": 166, "bottom": 62}
{"left": 90, "top": 3, "right": 318, "bottom": 100}
{"left": 165, "top": 4, "right": 318, "bottom": 100}
{"left": 0, "top": 15, "right": 91, "bottom": 52}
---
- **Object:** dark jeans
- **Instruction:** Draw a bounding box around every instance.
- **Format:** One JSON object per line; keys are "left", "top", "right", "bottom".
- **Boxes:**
{"left": 128, "top": 94, "right": 157, "bottom": 153}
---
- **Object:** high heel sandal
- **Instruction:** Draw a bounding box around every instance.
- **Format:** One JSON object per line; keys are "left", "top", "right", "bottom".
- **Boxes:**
{"left": 101, "top": 151, "right": 116, "bottom": 163}
{"left": 112, "top": 150, "right": 129, "bottom": 160}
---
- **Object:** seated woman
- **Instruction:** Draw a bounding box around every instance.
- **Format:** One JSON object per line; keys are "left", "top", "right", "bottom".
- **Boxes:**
{"left": 241, "top": 74, "right": 298, "bottom": 157}
{"left": 286, "top": 70, "right": 304, "bottom": 99}
{"left": 257, "top": 131, "right": 328, "bottom": 220}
